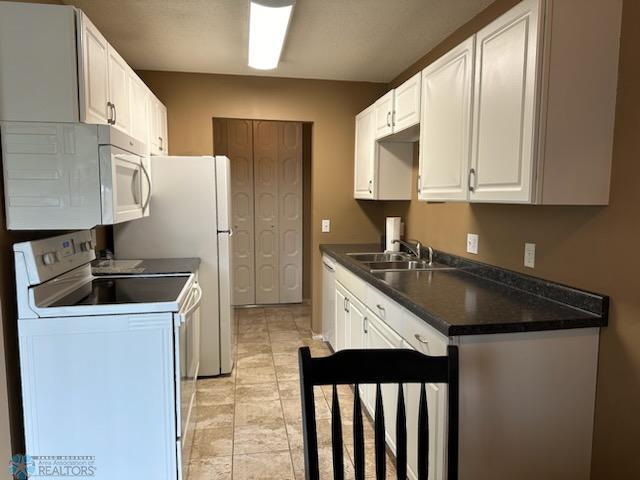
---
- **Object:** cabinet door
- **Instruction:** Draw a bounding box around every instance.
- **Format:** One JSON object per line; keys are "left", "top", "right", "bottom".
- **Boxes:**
{"left": 158, "top": 101, "right": 168, "bottom": 153}
{"left": 364, "top": 313, "right": 403, "bottom": 454}
{"left": 419, "top": 36, "right": 475, "bottom": 201}
{"left": 335, "top": 284, "right": 348, "bottom": 352}
{"left": 374, "top": 90, "right": 394, "bottom": 139}
{"left": 470, "top": 0, "right": 541, "bottom": 203}
{"left": 78, "top": 12, "right": 109, "bottom": 125}
{"left": 107, "top": 46, "right": 132, "bottom": 135}
{"left": 393, "top": 72, "right": 421, "bottom": 132}
{"left": 347, "top": 296, "right": 365, "bottom": 350}
{"left": 404, "top": 339, "right": 448, "bottom": 480}
{"left": 129, "top": 73, "right": 149, "bottom": 144}
{"left": 354, "top": 106, "right": 376, "bottom": 199}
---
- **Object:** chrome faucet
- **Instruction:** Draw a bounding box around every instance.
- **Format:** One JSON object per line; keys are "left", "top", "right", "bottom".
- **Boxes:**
{"left": 392, "top": 239, "right": 434, "bottom": 266}
{"left": 392, "top": 239, "right": 422, "bottom": 259}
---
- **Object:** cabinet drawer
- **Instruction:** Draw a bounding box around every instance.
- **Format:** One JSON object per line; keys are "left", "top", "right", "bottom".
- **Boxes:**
{"left": 335, "top": 264, "right": 367, "bottom": 303}
{"left": 397, "top": 310, "right": 448, "bottom": 356}
{"left": 364, "top": 284, "right": 405, "bottom": 328}
{"left": 365, "top": 284, "right": 448, "bottom": 356}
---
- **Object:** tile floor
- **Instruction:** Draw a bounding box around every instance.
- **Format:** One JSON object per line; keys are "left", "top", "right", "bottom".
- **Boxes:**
{"left": 188, "top": 304, "right": 394, "bottom": 480}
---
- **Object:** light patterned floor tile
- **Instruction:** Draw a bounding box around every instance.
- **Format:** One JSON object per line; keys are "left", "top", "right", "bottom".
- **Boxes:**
{"left": 232, "top": 451, "right": 295, "bottom": 480}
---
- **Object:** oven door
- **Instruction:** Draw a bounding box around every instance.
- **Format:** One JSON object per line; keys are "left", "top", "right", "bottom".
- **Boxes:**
{"left": 174, "top": 281, "right": 201, "bottom": 478}
{"left": 99, "top": 145, "right": 151, "bottom": 224}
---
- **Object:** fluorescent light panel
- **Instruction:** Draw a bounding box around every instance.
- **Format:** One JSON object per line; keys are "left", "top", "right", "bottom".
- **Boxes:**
{"left": 248, "top": 0, "right": 294, "bottom": 70}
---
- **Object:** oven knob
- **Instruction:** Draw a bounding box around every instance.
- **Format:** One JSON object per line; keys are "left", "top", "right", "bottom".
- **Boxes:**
{"left": 42, "top": 252, "right": 58, "bottom": 265}
{"left": 80, "top": 241, "right": 93, "bottom": 252}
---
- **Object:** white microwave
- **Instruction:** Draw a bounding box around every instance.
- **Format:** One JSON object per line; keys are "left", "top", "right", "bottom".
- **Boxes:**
{"left": 1, "top": 122, "right": 151, "bottom": 230}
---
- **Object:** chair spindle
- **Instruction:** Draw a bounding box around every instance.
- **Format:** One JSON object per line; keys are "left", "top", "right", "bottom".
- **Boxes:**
{"left": 331, "top": 385, "right": 344, "bottom": 480}
{"left": 374, "top": 383, "right": 386, "bottom": 479}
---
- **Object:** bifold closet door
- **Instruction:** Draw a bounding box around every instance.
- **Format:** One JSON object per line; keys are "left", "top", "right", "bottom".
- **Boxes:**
{"left": 278, "top": 122, "right": 303, "bottom": 303}
{"left": 227, "top": 119, "right": 256, "bottom": 305}
{"left": 254, "top": 121, "right": 281, "bottom": 304}
{"left": 253, "top": 121, "right": 303, "bottom": 304}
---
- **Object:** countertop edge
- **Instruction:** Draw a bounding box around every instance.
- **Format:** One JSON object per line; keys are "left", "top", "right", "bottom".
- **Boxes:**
{"left": 320, "top": 244, "right": 607, "bottom": 337}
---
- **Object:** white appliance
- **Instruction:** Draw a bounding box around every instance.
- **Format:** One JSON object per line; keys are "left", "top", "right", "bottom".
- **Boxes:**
{"left": 322, "top": 255, "right": 336, "bottom": 349}
{"left": 114, "top": 155, "right": 234, "bottom": 376}
{"left": 14, "top": 230, "right": 200, "bottom": 480}
{"left": 0, "top": 121, "right": 151, "bottom": 230}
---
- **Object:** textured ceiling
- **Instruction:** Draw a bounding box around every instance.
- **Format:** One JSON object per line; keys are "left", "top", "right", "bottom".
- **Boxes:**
{"left": 63, "top": 0, "right": 494, "bottom": 83}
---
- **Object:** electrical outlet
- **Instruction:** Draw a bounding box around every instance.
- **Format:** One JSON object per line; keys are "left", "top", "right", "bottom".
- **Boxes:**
{"left": 466, "top": 233, "right": 479, "bottom": 254}
{"left": 321, "top": 219, "right": 331, "bottom": 233}
{"left": 524, "top": 242, "right": 536, "bottom": 268}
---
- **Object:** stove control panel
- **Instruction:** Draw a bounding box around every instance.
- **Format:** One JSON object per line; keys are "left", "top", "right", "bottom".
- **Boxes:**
{"left": 14, "top": 230, "right": 97, "bottom": 285}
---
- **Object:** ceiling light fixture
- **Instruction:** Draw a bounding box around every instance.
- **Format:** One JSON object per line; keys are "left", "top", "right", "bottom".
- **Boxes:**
{"left": 248, "top": 0, "right": 295, "bottom": 70}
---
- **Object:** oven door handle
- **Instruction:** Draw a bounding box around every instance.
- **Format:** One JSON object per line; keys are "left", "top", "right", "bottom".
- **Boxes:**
{"left": 179, "top": 283, "right": 202, "bottom": 324}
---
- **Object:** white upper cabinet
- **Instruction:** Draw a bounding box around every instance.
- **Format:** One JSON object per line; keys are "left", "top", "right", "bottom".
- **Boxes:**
{"left": 393, "top": 72, "right": 421, "bottom": 133}
{"left": 374, "top": 90, "right": 395, "bottom": 139}
{"left": 129, "top": 73, "right": 149, "bottom": 144}
{"left": 470, "top": 0, "right": 540, "bottom": 203}
{"left": 353, "top": 105, "right": 413, "bottom": 201}
{"left": 418, "top": 0, "right": 622, "bottom": 205}
{"left": 354, "top": 106, "right": 376, "bottom": 199}
{"left": 78, "top": 11, "right": 110, "bottom": 125}
{"left": 148, "top": 94, "right": 168, "bottom": 155}
{"left": 106, "top": 46, "right": 132, "bottom": 135}
{"left": 419, "top": 37, "right": 475, "bottom": 202}
{"left": 0, "top": 5, "right": 167, "bottom": 151}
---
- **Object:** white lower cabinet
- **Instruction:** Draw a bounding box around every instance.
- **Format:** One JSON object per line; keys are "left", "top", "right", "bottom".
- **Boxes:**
{"left": 403, "top": 338, "right": 448, "bottom": 480}
{"left": 327, "top": 259, "right": 600, "bottom": 480}
{"left": 334, "top": 272, "right": 449, "bottom": 478}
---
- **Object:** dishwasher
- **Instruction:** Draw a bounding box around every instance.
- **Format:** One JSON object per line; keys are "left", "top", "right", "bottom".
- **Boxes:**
{"left": 322, "top": 255, "right": 336, "bottom": 350}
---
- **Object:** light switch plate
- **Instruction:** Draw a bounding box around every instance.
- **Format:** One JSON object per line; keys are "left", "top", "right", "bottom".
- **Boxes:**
{"left": 321, "top": 219, "right": 331, "bottom": 233}
{"left": 524, "top": 242, "right": 536, "bottom": 268}
{"left": 467, "top": 233, "right": 479, "bottom": 254}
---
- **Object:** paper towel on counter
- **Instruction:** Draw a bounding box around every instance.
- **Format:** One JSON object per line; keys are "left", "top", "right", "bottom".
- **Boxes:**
{"left": 386, "top": 217, "right": 401, "bottom": 252}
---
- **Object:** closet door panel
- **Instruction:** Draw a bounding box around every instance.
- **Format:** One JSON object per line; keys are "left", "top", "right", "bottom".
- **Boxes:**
{"left": 278, "top": 122, "right": 303, "bottom": 303}
{"left": 253, "top": 121, "right": 280, "bottom": 304}
{"left": 228, "top": 119, "right": 256, "bottom": 305}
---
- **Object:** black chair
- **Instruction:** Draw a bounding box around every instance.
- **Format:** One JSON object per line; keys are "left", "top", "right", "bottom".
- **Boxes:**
{"left": 298, "top": 346, "right": 458, "bottom": 480}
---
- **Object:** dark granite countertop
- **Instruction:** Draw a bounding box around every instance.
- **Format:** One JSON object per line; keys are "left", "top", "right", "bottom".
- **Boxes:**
{"left": 320, "top": 244, "right": 608, "bottom": 336}
{"left": 92, "top": 258, "right": 201, "bottom": 276}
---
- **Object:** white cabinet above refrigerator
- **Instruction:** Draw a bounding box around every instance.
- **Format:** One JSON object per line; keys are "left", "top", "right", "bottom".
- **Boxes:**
{"left": 0, "top": 122, "right": 151, "bottom": 230}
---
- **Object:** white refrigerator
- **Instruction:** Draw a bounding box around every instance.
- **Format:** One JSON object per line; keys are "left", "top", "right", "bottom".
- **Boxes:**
{"left": 114, "top": 155, "right": 234, "bottom": 376}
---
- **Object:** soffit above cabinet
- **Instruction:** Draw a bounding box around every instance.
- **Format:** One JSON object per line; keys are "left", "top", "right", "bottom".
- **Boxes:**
{"left": 62, "top": 0, "right": 493, "bottom": 82}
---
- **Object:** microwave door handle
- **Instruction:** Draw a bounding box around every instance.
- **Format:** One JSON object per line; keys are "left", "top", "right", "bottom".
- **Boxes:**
{"left": 140, "top": 161, "right": 152, "bottom": 211}
{"left": 130, "top": 167, "right": 140, "bottom": 205}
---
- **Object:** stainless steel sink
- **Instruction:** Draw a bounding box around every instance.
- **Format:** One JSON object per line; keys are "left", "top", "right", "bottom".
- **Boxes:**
{"left": 367, "top": 260, "right": 454, "bottom": 272}
{"left": 347, "top": 252, "right": 413, "bottom": 262}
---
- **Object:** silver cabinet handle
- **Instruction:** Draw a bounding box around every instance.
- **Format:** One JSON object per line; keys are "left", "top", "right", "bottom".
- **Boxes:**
{"left": 363, "top": 317, "right": 368, "bottom": 334}
{"left": 106, "top": 102, "right": 114, "bottom": 124}
{"left": 140, "top": 161, "right": 152, "bottom": 212}
{"left": 376, "top": 304, "right": 385, "bottom": 313}
{"left": 468, "top": 168, "right": 476, "bottom": 192}
{"left": 392, "top": 110, "right": 396, "bottom": 126}
{"left": 345, "top": 298, "right": 350, "bottom": 313}
{"left": 112, "top": 103, "right": 117, "bottom": 125}
{"left": 159, "top": 136, "right": 163, "bottom": 152}
{"left": 417, "top": 174, "right": 421, "bottom": 194}
{"left": 368, "top": 179, "right": 372, "bottom": 194}
{"left": 386, "top": 111, "right": 391, "bottom": 127}
{"left": 414, "top": 333, "right": 429, "bottom": 344}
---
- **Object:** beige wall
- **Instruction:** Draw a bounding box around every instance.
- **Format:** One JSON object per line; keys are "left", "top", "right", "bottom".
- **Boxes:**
{"left": 382, "top": 0, "right": 640, "bottom": 477}
{"left": 138, "top": 71, "right": 386, "bottom": 323}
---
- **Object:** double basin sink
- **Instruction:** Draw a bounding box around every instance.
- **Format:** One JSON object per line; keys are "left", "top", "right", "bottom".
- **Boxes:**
{"left": 347, "top": 252, "right": 453, "bottom": 273}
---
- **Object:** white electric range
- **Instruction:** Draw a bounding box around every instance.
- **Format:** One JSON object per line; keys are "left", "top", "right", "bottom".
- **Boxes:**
{"left": 14, "top": 230, "right": 200, "bottom": 480}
